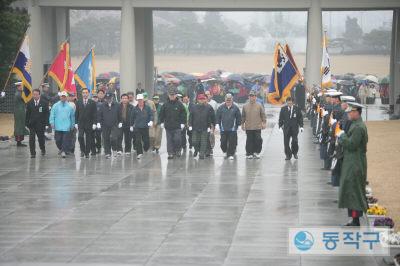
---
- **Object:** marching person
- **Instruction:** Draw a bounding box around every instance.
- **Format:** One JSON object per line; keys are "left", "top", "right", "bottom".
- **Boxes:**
{"left": 131, "top": 94, "right": 153, "bottom": 159}
{"left": 49, "top": 91, "right": 75, "bottom": 158}
{"left": 181, "top": 94, "right": 191, "bottom": 151}
{"left": 159, "top": 88, "right": 186, "bottom": 159}
{"left": 14, "top": 81, "right": 29, "bottom": 147}
{"left": 25, "top": 89, "right": 49, "bottom": 158}
{"left": 68, "top": 93, "right": 77, "bottom": 154}
{"left": 337, "top": 102, "right": 368, "bottom": 226}
{"left": 98, "top": 92, "right": 121, "bottom": 159}
{"left": 215, "top": 93, "right": 241, "bottom": 160}
{"left": 93, "top": 91, "right": 104, "bottom": 154}
{"left": 75, "top": 88, "right": 97, "bottom": 158}
{"left": 150, "top": 95, "right": 163, "bottom": 153}
{"left": 189, "top": 94, "right": 214, "bottom": 160}
{"left": 117, "top": 93, "right": 134, "bottom": 155}
{"left": 278, "top": 97, "right": 304, "bottom": 160}
{"left": 205, "top": 90, "right": 217, "bottom": 156}
{"left": 241, "top": 90, "right": 266, "bottom": 159}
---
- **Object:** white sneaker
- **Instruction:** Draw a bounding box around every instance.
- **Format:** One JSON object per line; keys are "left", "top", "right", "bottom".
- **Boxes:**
{"left": 117, "top": 151, "right": 122, "bottom": 156}
{"left": 61, "top": 151, "right": 66, "bottom": 158}
{"left": 105, "top": 154, "right": 111, "bottom": 159}
{"left": 246, "top": 155, "right": 253, "bottom": 159}
{"left": 253, "top": 153, "right": 260, "bottom": 159}
{"left": 125, "top": 152, "right": 131, "bottom": 155}
{"left": 228, "top": 156, "right": 234, "bottom": 160}
{"left": 137, "top": 154, "right": 143, "bottom": 159}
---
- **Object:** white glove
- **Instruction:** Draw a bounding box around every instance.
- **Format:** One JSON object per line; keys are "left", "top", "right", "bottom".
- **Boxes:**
{"left": 0, "top": 91, "right": 5, "bottom": 97}
{"left": 45, "top": 126, "right": 49, "bottom": 130}
{"left": 130, "top": 126, "right": 134, "bottom": 132}
{"left": 188, "top": 126, "right": 192, "bottom": 131}
{"left": 96, "top": 123, "right": 101, "bottom": 129}
{"left": 337, "top": 130, "right": 345, "bottom": 137}
{"left": 118, "top": 122, "right": 122, "bottom": 128}
{"left": 323, "top": 110, "right": 329, "bottom": 117}
{"left": 180, "top": 124, "right": 185, "bottom": 129}
{"left": 300, "top": 127, "right": 304, "bottom": 133}
{"left": 148, "top": 121, "right": 153, "bottom": 127}
{"left": 215, "top": 124, "right": 220, "bottom": 132}
{"left": 312, "top": 98, "right": 316, "bottom": 104}
{"left": 207, "top": 128, "right": 211, "bottom": 133}
{"left": 92, "top": 124, "right": 96, "bottom": 130}
{"left": 74, "top": 124, "right": 78, "bottom": 130}
{"left": 279, "top": 127, "right": 283, "bottom": 133}
{"left": 58, "top": 91, "right": 62, "bottom": 97}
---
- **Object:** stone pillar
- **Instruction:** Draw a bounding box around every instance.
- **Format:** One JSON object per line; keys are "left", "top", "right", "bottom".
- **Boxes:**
{"left": 305, "top": 0, "right": 322, "bottom": 89}
{"left": 390, "top": 9, "right": 400, "bottom": 116}
{"left": 135, "top": 8, "right": 154, "bottom": 95}
{"left": 120, "top": 0, "right": 136, "bottom": 94}
{"left": 55, "top": 7, "right": 69, "bottom": 47}
{"left": 27, "top": 0, "right": 43, "bottom": 89}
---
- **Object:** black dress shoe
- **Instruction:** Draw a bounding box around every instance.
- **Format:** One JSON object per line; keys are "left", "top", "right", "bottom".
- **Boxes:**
{"left": 285, "top": 156, "right": 291, "bottom": 160}
{"left": 193, "top": 151, "right": 198, "bottom": 157}
{"left": 30, "top": 154, "right": 36, "bottom": 158}
{"left": 41, "top": 150, "right": 45, "bottom": 156}
{"left": 80, "top": 152, "right": 85, "bottom": 158}
{"left": 85, "top": 155, "right": 90, "bottom": 158}
{"left": 293, "top": 154, "right": 298, "bottom": 159}
{"left": 17, "top": 143, "right": 27, "bottom": 147}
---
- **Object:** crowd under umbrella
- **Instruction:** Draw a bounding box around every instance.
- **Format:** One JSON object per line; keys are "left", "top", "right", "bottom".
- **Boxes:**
{"left": 363, "top": 75, "right": 379, "bottom": 84}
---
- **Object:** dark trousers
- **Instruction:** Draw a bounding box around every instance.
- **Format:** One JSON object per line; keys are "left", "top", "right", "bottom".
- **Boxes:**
{"left": 135, "top": 128, "right": 150, "bottom": 155}
{"left": 192, "top": 130, "right": 208, "bottom": 156}
{"left": 118, "top": 127, "right": 132, "bottom": 153}
{"left": 54, "top": 131, "right": 70, "bottom": 153}
{"left": 283, "top": 127, "right": 299, "bottom": 157}
{"left": 93, "top": 130, "right": 101, "bottom": 153}
{"left": 220, "top": 131, "right": 237, "bottom": 157}
{"left": 187, "top": 130, "right": 192, "bottom": 148}
{"left": 245, "top": 130, "right": 262, "bottom": 156}
{"left": 78, "top": 128, "right": 93, "bottom": 156}
{"left": 166, "top": 129, "right": 181, "bottom": 155}
{"left": 181, "top": 128, "right": 187, "bottom": 149}
{"left": 102, "top": 126, "right": 119, "bottom": 155}
{"left": 69, "top": 128, "right": 76, "bottom": 153}
{"left": 29, "top": 125, "right": 45, "bottom": 155}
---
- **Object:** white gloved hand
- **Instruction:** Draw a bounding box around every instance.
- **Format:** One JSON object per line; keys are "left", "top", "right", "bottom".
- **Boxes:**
{"left": 130, "top": 126, "right": 134, "bottom": 132}
{"left": 74, "top": 124, "right": 78, "bottom": 130}
{"left": 148, "top": 121, "right": 153, "bottom": 127}
{"left": 96, "top": 123, "right": 101, "bottom": 129}
{"left": 160, "top": 123, "right": 164, "bottom": 129}
{"left": 300, "top": 127, "right": 304, "bottom": 133}
{"left": 58, "top": 91, "right": 62, "bottom": 97}
{"left": 279, "top": 127, "right": 283, "bottom": 133}
{"left": 331, "top": 119, "right": 337, "bottom": 124}
{"left": 207, "top": 128, "right": 211, "bottom": 133}
{"left": 312, "top": 98, "right": 316, "bottom": 104}
{"left": 180, "top": 124, "right": 185, "bottom": 129}
{"left": 45, "top": 125, "right": 49, "bottom": 130}
{"left": 188, "top": 126, "right": 192, "bottom": 131}
{"left": 0, "top": 91, "right": 5, "bottom": 98}
{"left": 92, "top": 124, "right": 96, "bottom": 130}
{"left": 215, "top": 124, "right": 220, "bottom": 132}
{"left": 323, "top": 110, "right": 329, "bottom": 117}
{"left": 118, "top": 122, "right": 122, "bottom": 128}
{"left": 338, "top": 130, "right": 345, "bottom": 137}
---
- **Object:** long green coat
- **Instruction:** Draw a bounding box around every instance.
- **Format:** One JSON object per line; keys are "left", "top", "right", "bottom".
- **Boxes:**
{"left": 14, "top": 91, "right": 29, "bottom": 136}
{"left": 338, "top": 117, "right": 368, "bottom": 212}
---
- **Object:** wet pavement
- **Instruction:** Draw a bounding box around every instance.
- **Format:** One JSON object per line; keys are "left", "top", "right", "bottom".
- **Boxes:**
{"left": 0, "top": 106, "right": 381, "bottom": 265}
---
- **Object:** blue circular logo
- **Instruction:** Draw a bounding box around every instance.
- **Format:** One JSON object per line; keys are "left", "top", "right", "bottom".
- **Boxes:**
{"left": 294, "top": 231, "right": 314, "bottom": 251}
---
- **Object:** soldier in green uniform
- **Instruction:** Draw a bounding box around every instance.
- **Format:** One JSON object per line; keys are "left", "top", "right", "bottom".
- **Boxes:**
{"left": 337, "top": 102, "right": 368, "bottom": 226}
{"left": 14, "top": 81, "right": 29, "bottom": 147}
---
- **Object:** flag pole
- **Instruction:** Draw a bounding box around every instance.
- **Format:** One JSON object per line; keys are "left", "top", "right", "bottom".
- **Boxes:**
{"left": 1, "top": 34, "right": 27, "bottom": 93}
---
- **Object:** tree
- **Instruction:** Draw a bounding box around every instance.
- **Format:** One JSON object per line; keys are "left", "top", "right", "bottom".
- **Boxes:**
{"left": 363, "top": 29, "right": 391, "bottom": 54}
{"left": 0, "top": 0, "right": 30, "bottom": 89}
{"left": 343, "top": 16, "right": 363, "bottom": 47}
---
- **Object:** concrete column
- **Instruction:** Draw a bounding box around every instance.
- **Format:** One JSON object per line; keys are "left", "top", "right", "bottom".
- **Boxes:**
{"left": 393, "top": 9, "right": 400, "bottom": 116}
{"left": 305, "top": 0, "right": 322, "bottom": 89}
{"left": 120, "top": 0, "right": 136, "bottom": 94}
{"left": 135, "top": 8, "right": 154, "bottom": 95}
{"left": 27, "top": 0, "right": 43, "bottom": 89}
{"left": 55, "top": 7, "right": 69, "bottom": 47}
{"left": 389, "top": 10, "right": 397, "bottom": 108}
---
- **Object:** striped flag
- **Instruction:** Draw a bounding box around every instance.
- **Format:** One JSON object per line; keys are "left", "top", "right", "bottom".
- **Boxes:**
{"left": 321, "top": 32, "right": 333, "bottom": 88}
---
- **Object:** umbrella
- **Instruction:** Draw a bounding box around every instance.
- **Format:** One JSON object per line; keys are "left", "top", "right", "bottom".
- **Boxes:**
{"left": 354, "top": 74, "right": 366, "bottom": 81}
{"left": 225, "top": 73, "right": 244, "bottom": 84}
{"left": 364, "top": 75, "right": 379, "bottom": 83}
{"left": 337, "top": 80, "right": 354, "bottom": 86}
{"left": 379, "top": 76, "right": 390, "bottom": 84}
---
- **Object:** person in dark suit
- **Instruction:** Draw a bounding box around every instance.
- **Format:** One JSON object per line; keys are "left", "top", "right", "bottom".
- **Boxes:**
{"left": 75, "top": 88, "right": 97, "bottom": 158}
{"left": 278, "top": 97, "right": 304, "bottom": 160}
{"left": 25, "top": 89, "right": 50, "bottom": 158}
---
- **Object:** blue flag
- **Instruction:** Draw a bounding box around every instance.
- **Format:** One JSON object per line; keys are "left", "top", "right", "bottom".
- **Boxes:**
{"left": 12, "top": 36, "right": 32, "bottom": 103}
{"left": 268, "top": 43, "right": 299, "bottom": 105}
{"left": 74, "top": 48, "right": 96, "bottom": 93}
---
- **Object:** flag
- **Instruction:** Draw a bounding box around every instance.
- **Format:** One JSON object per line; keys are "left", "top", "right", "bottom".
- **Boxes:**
{"left": 66, "top": 65, "right": 76, "bottom": 94}
{"left": 321, "top": 32, "right": 333, "bottom": 88}
{"left": 284, "top": 44, "right": 300, "bottom": 77}
{"left": 12, "top": 35, "right": 32, "bottom": 103}
{"left": 74, "top": 48, "right": 96, "bottom": 93}
{"left": 268, "top": 43, "right": 300, "bottom": 105}
{"left": 48, "top": 42, "right": 69, "bottom": 91}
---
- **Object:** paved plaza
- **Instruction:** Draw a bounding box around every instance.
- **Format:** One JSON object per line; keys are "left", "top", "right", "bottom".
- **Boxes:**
{"left": 0, "top": 107, "right": 381, "bottom": 265}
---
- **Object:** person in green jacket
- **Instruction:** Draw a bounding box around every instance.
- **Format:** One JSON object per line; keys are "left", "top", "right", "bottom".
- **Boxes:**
{"left": 337, "top": 102, "right": 368, "bottom": 226}
{"left": 14, "top": 81, "right": 29, "bottom": 147}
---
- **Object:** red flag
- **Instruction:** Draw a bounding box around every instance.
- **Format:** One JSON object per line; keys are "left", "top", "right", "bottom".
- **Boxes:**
{"left": 65, "top": 66, "right": 76, "bottom": 94}
{"left": 48, "top": 42, "right": 70, "bottom": 91}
